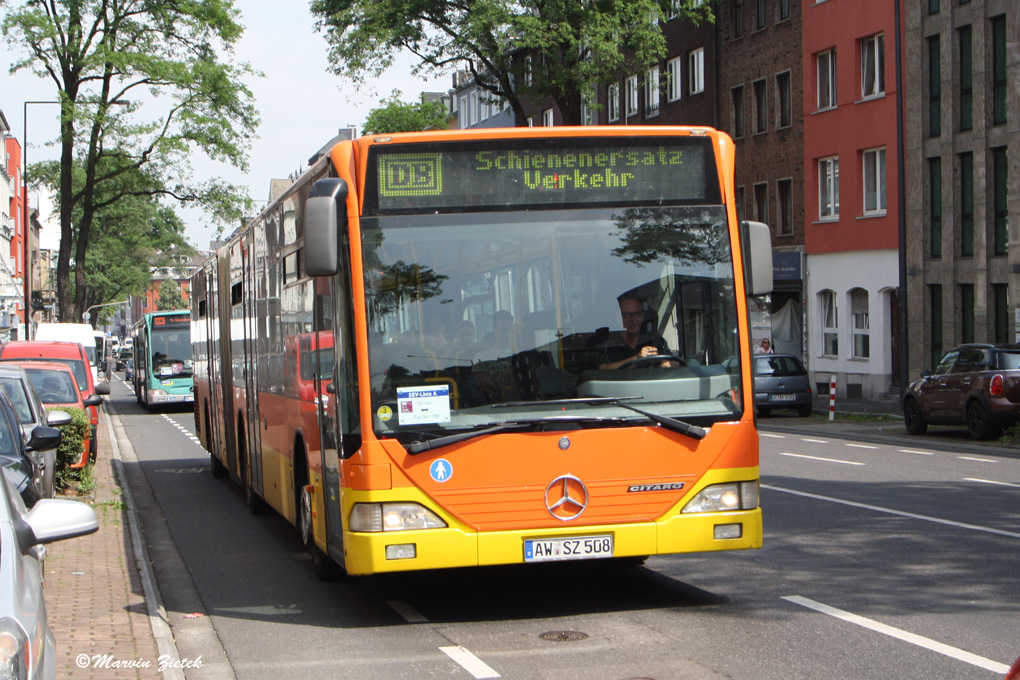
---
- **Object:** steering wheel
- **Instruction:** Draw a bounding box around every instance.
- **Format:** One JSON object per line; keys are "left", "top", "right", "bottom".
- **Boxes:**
{"left": 624, "top": 353, "right": 684, "bottom": 369}
{"left": 40, "top": 392, "right": 63, "bottom": 402}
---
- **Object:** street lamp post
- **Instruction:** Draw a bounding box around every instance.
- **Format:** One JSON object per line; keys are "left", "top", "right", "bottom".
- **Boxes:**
{"left": 22, "top": 100, "right": 60, "bottom": 341}
{"left": 82, "top": 300, "right": 130, "bottom": 324}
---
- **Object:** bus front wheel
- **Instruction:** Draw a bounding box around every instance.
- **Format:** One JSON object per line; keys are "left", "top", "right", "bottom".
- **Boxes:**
{"left": 298, "top": 477, "right": 341, "bottom": 581}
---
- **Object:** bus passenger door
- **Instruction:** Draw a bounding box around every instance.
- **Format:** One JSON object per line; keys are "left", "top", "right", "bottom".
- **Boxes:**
{"left": 243, "top": 230, "right": 264, "bottom": 495}
{"left": 314, "top": 282, "right": 344, "bottom": 558}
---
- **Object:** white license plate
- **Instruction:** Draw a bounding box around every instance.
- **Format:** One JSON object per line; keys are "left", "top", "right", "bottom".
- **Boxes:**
{"left": 524, "top": 535, "right": 614, "bottom": 562}
{"left": 770, "top": 394, "right": 796, "bottom": 402}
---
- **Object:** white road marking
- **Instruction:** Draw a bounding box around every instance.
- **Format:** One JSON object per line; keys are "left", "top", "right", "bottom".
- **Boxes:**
{"left": 778, "top": 452, "right": 865, "bottom": 466}
{"left": 760, "top": 433, "right": 786, "bottom": 438}
{"left": 846, "top": 443, "right": 878, "bottom": 449}
{"left": 783, "top": 595, "right": 1011, "bottom": 675}
{"left": 440, "top": 646, "right": 501, "bottom": 679}
{"left": 958, "top": 456, "right": 997, "bottom": 464}
{"left": 801, "top": 438, "right": 829, "bottom": 444}
{"left": 386, "top": 600, "right": 429, "bottom": 623}
{"left": 898, "top": 449, "right": 935, "bottom": 455}
{"left": 964, "top": 478, "right": 1020, "bottom": 489}
{"left": 162, "top": 414, "right": 203, "bottom": 447}
{"left": 764, "top": 484, "right": 1020, "bottom": 539}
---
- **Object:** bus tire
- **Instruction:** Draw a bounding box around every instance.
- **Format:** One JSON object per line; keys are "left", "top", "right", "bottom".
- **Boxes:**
{"left": 300, "top": 483, "right": 341, "bottom": 582}
{"left": 210, "top": 453, "right": 228, "bottom": 479}
{"left": 294, "top": 451, "right": 342, "bottom": 582}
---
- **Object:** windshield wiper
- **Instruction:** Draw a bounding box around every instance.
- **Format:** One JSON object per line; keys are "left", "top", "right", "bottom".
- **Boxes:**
{"left": 491, "top": 397, "right": 707, "bottom": 441}
{"left": 405, "top": 415, "right": 630, "bottom": 455}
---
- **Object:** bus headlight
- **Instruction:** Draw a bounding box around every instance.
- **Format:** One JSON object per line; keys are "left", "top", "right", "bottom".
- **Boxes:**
{"left": 349, "top": 503, "right": 447, "bottom": 532}
{"left": 680, "top": 481, "right": 759, "bottom": 513}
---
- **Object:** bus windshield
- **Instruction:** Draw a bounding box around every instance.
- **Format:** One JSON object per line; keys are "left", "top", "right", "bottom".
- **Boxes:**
{"left": 150, "top": 327, "right": 193, "bottom": 377}
{"left": 363, "top": 206, "right": 742, "bottom": 441}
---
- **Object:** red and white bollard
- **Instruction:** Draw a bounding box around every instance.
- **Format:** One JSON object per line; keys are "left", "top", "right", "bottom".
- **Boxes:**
{"left": 829, "top": 374, "right": 836, "bottom": 421}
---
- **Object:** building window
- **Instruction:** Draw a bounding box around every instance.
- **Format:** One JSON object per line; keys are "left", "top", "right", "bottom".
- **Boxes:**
{"left": 626, "top": 75, "right": 639, "bottom": 116}
{"left": 821, "top": 290, "right": 838, "bottom": 356}
{"left": 850, "top": 288, "right": 870, "bottom": 359}
{"left": 736, "top": 185, "right": 746, "bottom": 221}
{"left": 994, "top": 284, "right": 1009, "bottom": 343}
{"left": 776, "top": 71, "right": 792, "bottom": 128}
{"left": 929, "top": 157, "right": 942, "bottom": 258}
{"left": 959, "top": 26, "right": 972, "bottom": 131}
{"left": 470, "top": 91, "right": 479, "bottom": 125}
{"left": 754, "top": 0, "right": 766, "bottom": 30}
{"left": 994, "top": 147, "right": 1008, "bottom": 256}
{"left": 524, "top": 56, "right": 533, "bottom": 86}
{"left": 542, "top": 108, "right": 554, "bottom": 127}
{"left": 582, "top": 101, "right": 594, "bottom": 126}
{"left": 961, "top": 284, "right": 974, "bottom": 343}
{"left": 862, "top": 147, "right": 886, "bottom": 215}
{"left": 732, "top": 1, "right": 744, "bottom": 38}
{"left": 731, "top": 86, "right": 745, "bottom": 138}
{"left": 960, "top": 152, "right": 973, "bottom": 257}
{"left": 819, "top": 156, "right": 839, "bottom": 219}
{"left": 777, "top": 178, "right": 793, "bottom": 235}
{"left": 929, "top": 284, "right": 942, "bottom": 369}
{"left": 777, "top": 0, "right": 789, "bottom": 21}
{"left": 667, "top": 57, "right": 683, "bottom": 102}
{"left": 753, "top": 79, "right": 768, "bottom": 133}
{"left": 608, "top": 83, "right": 620, "bottom": 122}
{"left": 459, "top": 95, "right": 469, "bottom": 128}
{"left": 817, "top": 49, "right": 837, "bottom": 110}
{"left": 753, "top": 182, "right": 768, "bottom": 223}
{"left": 992, "top": 16, "right": 1006, "bottom": 126}
{"left": 928, "top": 35, "right": 941, "bottom": 137}
{"left": 645, "top": 66, "right": 660, "bottom": 117}
{"left": 689, "top": 48, "right": 705, "bottom": 95}
{"left": 861, "top": 34, "right": 884, "bottom": 99}
{"left": 929, "top": 0, "right": 939, "bottom": 13}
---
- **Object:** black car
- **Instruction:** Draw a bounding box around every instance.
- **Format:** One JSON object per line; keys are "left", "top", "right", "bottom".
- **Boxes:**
{"left": 0, "top": 383, "right": 62, "bottom": 507}
{"left": 753, "top": 354, "right": 813, "bottom": 417}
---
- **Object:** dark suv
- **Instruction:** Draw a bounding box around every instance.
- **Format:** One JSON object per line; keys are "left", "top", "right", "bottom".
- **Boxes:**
{"left": 902, "top": 344, "right": 1020, "bottom": 440}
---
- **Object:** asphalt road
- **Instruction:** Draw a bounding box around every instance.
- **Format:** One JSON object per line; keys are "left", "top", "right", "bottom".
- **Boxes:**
{"left": 109, "top": 375, "right": 1020, "bottom": 680}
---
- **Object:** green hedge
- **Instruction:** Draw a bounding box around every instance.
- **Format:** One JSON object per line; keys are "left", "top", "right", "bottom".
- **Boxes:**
{"left": 53, "top": 407, "right": 91, "bottom": 491}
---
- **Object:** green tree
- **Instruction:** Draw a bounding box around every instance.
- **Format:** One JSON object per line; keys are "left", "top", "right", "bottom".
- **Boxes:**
{"left": 311, "top": 0, "right": 711, "bottom": 126}
{"left": 32, "top": 155, "right": 194, "bottom": 326}
{"left": 2, "top": 0, "right": 259, "bottom": 322}
{"left": 156, "top": 280, "right": 186, "bottom": 311}
{"left": 363, "top": 91, "right": 450, "bottom": 134}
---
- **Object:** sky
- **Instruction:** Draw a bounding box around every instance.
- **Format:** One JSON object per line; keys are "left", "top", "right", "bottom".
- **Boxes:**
{"left": 0, "top": 1, "right": 451, "bottom": 251}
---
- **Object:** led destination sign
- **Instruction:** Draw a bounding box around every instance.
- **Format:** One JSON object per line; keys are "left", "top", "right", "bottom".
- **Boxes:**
{"left": 366, "top": 137, "right": 719, "bottom": 214}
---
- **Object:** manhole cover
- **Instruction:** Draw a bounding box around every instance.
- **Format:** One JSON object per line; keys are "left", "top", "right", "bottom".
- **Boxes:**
{"left": 539, "top": 630, "right": 588, "bottom": 642}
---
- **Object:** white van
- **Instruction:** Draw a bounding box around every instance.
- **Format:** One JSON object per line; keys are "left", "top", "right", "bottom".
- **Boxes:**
{"left": 34, "top": 323, "right": 101, "bottom": 383}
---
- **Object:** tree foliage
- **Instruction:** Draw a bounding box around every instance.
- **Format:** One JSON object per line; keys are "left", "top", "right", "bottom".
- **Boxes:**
{"left": 32, "top": 155, "right": 194, "bottom": 325}
{"left": 311, "top": 0, "right": 711, "bottom": 126}
{"left": 2, "top": 0, "right": 259, "bottom": 321}
{"left": 362, "top": 90, "right": 450, "bottom": 134}
{"left": 157, "top": 279, "right": 186, "bottom": 310}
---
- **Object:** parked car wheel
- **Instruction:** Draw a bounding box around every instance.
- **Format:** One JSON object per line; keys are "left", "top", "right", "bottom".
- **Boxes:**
{"left": 902, "top": 398, "right": 928, "bottom": 435}
{"left": 966, "top": 401, "right": 1000, "bottom": 440}
{"left": 796, "top": 404, "right": 812, "bottom": 417}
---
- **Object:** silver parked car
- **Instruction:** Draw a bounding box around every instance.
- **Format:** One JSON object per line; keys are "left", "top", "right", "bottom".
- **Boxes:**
{"left": 0, "top": 467, "right": 98, "bottom": 678}
{"left": 0, "top": 366, "right": 72, "bottom": 500}
{"left": 754, "top": 354, "right": 813, "bottom": 417}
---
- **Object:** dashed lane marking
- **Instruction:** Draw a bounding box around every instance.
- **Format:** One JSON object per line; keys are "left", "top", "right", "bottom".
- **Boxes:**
{"left": 964, "top": 478, "right": 1020, "bottom": 489}
{"left": 958, "top": 456, "right": 997, "bottom": 464}
{"left": 439, "top": 646, "right": 501, "bottom": 679}
{"left": 161, "top": 414, "right": 202, "bottom": 448}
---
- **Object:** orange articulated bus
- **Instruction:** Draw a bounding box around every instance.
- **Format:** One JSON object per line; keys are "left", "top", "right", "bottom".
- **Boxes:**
{"left": 191, "top": 126, "right": 773, "bottom": 579}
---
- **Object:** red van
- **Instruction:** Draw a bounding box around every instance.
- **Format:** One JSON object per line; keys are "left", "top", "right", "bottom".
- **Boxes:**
{"left": 0, "top": 341, "right": 110, "bottom": 458}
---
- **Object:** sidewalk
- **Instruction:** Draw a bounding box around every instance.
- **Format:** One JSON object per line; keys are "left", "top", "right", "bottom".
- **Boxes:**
{"left": 42, "top": 409, "right": 166, "bottom": 679}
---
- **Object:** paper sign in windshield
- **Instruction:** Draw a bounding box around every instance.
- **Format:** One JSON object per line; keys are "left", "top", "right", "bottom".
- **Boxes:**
{"left": 397, "top": 386, "right": 451, "bottom": 425}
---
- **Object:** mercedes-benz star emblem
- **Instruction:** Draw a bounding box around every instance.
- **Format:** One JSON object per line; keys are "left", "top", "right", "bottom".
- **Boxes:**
{"left": 544, "top": 474, "right": 589, "bottom": 521}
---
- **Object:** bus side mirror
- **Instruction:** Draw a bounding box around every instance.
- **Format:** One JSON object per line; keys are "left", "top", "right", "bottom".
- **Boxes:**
{"left": 305, "top": 178, "right": 349, "bottom": 277}
{"left": 741, "top": 220, "right": 773, "bottom": 297}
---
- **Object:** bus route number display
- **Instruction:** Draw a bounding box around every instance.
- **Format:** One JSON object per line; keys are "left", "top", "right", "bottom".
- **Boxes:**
{"left": 370, "top": 137, "right": 716, "bottom": 212}
{"left": 154, "top": 315, "right": 189, "bottom": 328}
